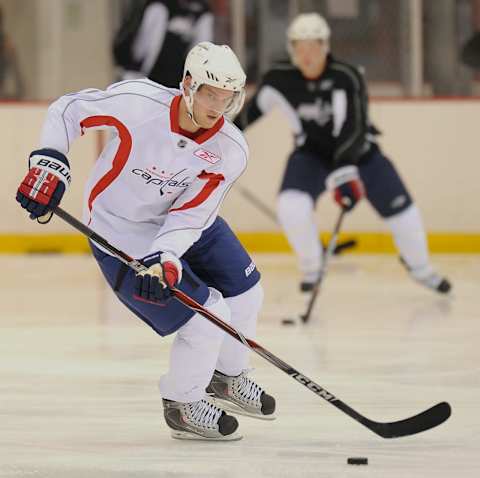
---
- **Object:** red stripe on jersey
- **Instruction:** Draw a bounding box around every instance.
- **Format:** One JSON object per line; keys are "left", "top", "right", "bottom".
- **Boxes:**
{"left": 170, "top": 171, "right": 225, "bottom": 212}
{"left": 170, "top": 95, "right": 182, "bottom": 134}
{"left": 80, "top": 116, "right": 132, "bottom": 215}
{"left": 170, "top": 95, "right": 224, "bottom": 144}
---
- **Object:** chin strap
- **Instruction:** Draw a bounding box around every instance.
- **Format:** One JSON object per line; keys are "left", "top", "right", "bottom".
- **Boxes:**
{"left": 180, "top": 83, "right": 202, "bottom": 128}
{"left": 187, "top": 110, "right": 201, "bottom": 128}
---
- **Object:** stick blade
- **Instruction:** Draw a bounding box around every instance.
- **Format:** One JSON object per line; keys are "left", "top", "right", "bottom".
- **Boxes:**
{"left": 372, "top": 402, "right": 451, "bottom": 439}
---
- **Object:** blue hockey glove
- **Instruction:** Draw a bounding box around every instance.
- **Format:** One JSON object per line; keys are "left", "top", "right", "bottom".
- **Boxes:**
{"left": 326, "top": 165, "right": 365, "bottom": 212}
{"left": 134, "top": 252, "right": 182, "bottom": 304}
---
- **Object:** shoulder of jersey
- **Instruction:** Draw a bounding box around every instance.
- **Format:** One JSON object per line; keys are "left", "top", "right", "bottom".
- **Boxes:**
{"left": 328, "top": 57, "right": 365, "bottom": 86}
{"left": 163, "top": 0, "right": 209, "bottom": 16}
{"left": 265, "top": 61, "right": 298, "bottom": 77}
{"left": 220, "top": 119, "right": 249, "bottom": 157}
{"left": 106, "top": 78, "right": 179, "bottom": 103}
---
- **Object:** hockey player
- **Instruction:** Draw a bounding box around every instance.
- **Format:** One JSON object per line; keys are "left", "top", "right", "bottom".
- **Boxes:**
{"left": 16, "top": 42, "right": 275, "bottom": 441}
{"left": 113, "top": 0, "right": 213, "bottom": 87}
{"left": 237, "top": 13, "right": 451, "bottom": 295}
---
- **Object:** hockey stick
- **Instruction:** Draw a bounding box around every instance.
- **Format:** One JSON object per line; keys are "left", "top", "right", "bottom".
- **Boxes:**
{"left": 301, "top": 209, "right": 346, "bottom": 324}
{"left": 53, "top": 205, "right": 451, "bottom": 439}
{"left": 237, "top": 184, "right": 357, "bottom": 255}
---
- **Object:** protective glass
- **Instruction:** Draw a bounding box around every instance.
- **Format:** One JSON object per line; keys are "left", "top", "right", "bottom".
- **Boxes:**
{"left": 193, "top": 86, "right": 239, "bottom": 115}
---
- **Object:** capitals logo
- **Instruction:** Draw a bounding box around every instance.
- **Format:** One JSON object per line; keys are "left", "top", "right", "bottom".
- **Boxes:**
{"left": 131, "top": 167, "right": 191, "bottom": 196}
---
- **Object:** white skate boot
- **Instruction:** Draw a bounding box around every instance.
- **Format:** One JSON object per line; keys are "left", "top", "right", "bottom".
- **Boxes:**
{"left": 300, "top": 269, "right": 321, "bottom": 292}
{"left": 207, "top": 370, "right": 276, "bottom": 420}
{"left": 162, "top": 398, "right": 242, "bottom": 441}
{"left": 400, "top": 257, "right": 452, "bottom": 294}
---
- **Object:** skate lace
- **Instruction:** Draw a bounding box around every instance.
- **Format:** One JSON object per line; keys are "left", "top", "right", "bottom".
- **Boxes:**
{"left": 187, "top": 399, "right": 223, "bottom": 429}
{"left": 234, "top": 371, "right": 263, "bottom": 403}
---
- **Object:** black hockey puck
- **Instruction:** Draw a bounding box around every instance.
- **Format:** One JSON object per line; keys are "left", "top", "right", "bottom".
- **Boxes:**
{"left": 281, "top": 318, "right": 296, "bottom": 325}
{"left": 347, "top": 457, "right": 368, "bottom": 465}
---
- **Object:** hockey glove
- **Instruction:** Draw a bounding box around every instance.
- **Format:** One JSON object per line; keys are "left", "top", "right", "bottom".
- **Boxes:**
{"left": 134, "top": 252, "right": 182, "bottom": 304}
{"left": 16, "top": 148, "right": 71, "bottom": 222}
{"left": 326, "top": 165, "right": 365, "bottom": 212}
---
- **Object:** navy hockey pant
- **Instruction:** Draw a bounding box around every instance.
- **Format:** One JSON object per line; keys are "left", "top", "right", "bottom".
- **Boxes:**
{"left": 91, "top": 216, "right": 261, "bottom": 336}
{"left": 280, "top": 146, "right": 413, "bottom": 217}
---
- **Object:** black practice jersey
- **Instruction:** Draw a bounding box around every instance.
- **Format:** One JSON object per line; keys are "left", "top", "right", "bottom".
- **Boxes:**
{"left": 148, "top": 0, "right": 211, "bottom": 87}
{"left": 242, "top": 55, "right": 379, "bottom": 169}
{"left": 114, "top": 0, "right": 212, "bottom": 88}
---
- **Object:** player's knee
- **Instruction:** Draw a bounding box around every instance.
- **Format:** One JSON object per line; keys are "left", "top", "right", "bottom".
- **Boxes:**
{"left": 277, "top": 189, "right": 314, "bottom": 220}
{"left": 228, "top": 281, "right": 264, "bottom": 316}
{"left": 205, "top": 287, "right": 231, "bottom": 320}
{"left": 383, "top": 201, "right": 416, "bottom": 222}
{"left": 246, "top": 281, "right": 264, "bottom": 316}
{"left": 225, "top": 282, "right": 263, "bottom": 335}
{"left": 177, "top": 288, "right": 231, "bottom": 344}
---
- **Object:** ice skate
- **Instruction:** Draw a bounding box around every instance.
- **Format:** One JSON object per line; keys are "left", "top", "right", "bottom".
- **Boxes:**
{"left": 207, "top": 370, "right": 276, "bottom": 420}
{"left": 400, "top": 257, "right": 452, "bottom": 294}
{"left": 300, "top": 269, "right": 321, "bottom": 293}
{"left": 162, "top": 398, "right": 242, "bottom": 441}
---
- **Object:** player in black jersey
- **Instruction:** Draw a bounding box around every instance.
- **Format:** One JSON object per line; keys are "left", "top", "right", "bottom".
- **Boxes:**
{"left": 113, "top": 0, "right": 213, "bottom": 88}
{"left": 237, "top": 13, "right": 451, "bottom": 295}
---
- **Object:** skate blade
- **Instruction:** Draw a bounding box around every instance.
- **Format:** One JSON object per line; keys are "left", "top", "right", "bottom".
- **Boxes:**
{"left": 211, "top": 397, "right": 276, "bottom": 421}
{"left": 171, "top": 430, "right": 243, "bottom": 441}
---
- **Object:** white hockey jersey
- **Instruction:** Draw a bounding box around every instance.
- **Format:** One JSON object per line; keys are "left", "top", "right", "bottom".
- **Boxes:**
{"left": 40, "top": 79, "right": 249, "bottom": 258}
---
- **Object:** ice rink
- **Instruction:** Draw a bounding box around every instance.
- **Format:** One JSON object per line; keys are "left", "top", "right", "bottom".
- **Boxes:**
{"left": 1, "top": 253, "right": 479, "bottom": 477}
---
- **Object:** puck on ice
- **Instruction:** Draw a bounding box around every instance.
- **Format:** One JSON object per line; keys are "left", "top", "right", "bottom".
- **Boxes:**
{"left": 281, "top": 318, "right": 296, "bottom": 325}
{"left": 347, "top": 457, "right": 368, "bottom": 465}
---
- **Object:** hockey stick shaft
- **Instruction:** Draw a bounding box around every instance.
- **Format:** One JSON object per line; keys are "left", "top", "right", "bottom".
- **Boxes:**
{"left": 53, "top": 206, "right": 451, "bottom": 438}
{"left": 237, "top": 184, "right": 357, "bottom": 255}
{"left": 237, "top": 185, "right": 277, "bottom": 223}
{"left": 302, "top": 209, "right": 346, "bottom": 323}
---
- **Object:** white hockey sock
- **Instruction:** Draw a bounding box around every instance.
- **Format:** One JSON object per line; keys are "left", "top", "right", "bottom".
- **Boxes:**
{"left": 216, "top": 282, "right": 264, "bottom": 377}
{"left": 277, "top": 189, "right": 322, "bottom": 280}
{"left": 159, "top": 288, "right": 230, "bottom": 403}
{"left": 385, "top": 204, "right": 434, "bottom": 278}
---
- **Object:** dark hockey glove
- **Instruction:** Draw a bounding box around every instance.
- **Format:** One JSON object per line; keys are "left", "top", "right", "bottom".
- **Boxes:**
{"left": 16, "top": 148, "right": 71, "bottom": 223}
{"left": 326, "top": 165, "right": 365, "bottom": 212}
{"left": 134, "top": 252, "right": 182, "bottom": 304}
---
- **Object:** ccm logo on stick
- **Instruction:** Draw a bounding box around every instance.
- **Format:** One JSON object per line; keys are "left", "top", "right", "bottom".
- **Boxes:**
{"left": 291, "top": 372, "right": 338, "bottom": 402}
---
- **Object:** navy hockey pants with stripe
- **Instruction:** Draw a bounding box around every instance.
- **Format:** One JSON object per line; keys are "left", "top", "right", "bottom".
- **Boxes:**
{"left": 280, "top": 145, "right": 413, "bottom": 218}
{"left": 91, "top": 216, "right": 260, "bottom": 336}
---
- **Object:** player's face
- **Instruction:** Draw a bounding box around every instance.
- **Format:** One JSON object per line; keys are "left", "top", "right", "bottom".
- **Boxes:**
{"left": 292, "top": 39, "right": 328, "bottom": 79}
{"left": 193, "top": 85, "right": 235, "bottom": 128}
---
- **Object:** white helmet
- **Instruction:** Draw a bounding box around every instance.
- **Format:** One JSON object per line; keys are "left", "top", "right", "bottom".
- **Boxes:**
{"left": 181, "top": 42, "right": 246, "bottom": 123}
{"left": 287, "top": 13, "right": 331, "bottom": 61}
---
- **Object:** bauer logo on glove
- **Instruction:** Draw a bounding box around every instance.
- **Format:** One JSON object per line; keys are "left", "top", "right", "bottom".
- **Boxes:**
{"left": 16, "top": 148, "right": 71, "bottom": 222}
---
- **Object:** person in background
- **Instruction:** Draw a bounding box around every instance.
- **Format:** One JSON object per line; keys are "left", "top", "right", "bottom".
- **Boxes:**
{"left": 236, "top": 13, "right": 451, "bottom": 295}
{"left": 0, "top": 6, "right": 23, "bottom": 99}
{"left": 113, "top": 0, "right": 213, "bottom": 88}
{"left": 461, "top": 31, "right": 480, "bottom": 69}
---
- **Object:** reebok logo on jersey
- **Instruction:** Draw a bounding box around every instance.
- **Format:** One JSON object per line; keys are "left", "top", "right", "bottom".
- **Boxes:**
{"left": 194, "top": 149, "right": 221, "bottom": 164}
{"left": 244, "top": 261, "right": 256, "bottom": 277}
{"left": 320, "top": 79, "right": 334, "bottom": 90}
